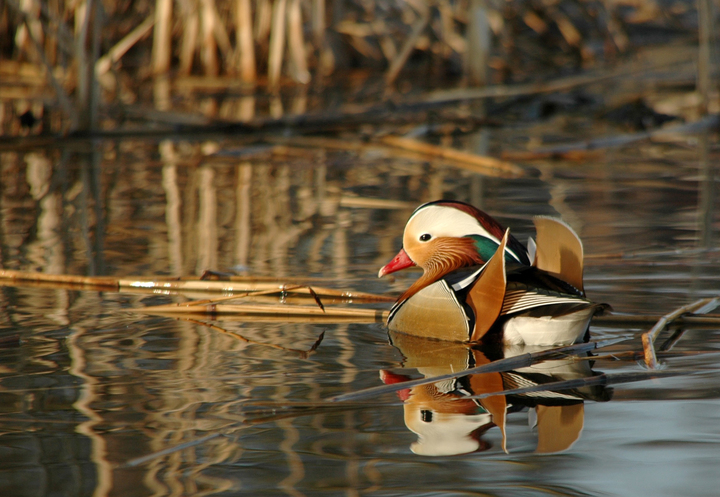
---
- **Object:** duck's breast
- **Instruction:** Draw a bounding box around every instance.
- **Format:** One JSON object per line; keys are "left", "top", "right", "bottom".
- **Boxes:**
{"left": 388, "top": 280, "right": 470, "bottom": 341}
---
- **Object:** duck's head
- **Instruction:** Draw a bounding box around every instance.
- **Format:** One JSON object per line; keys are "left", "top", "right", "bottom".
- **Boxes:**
{"left": 379, "top": 200, "right": 530, "bottom": 281}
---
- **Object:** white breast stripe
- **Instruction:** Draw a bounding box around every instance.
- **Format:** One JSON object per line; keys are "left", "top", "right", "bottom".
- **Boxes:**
{"left": 451, "top": 266, "right": 485, "bottom": 291}
{"left": 501, "top": 289, "right": 588, "bottom": 315}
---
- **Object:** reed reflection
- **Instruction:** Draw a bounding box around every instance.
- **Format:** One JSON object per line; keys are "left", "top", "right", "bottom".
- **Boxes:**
{"left": 383, "top": 331, "right": 611, "bottom": 456}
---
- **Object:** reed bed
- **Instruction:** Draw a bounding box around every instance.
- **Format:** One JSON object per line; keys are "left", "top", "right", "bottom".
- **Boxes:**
{"left": 0, "top": 0, "right": 710, "bottom": 135}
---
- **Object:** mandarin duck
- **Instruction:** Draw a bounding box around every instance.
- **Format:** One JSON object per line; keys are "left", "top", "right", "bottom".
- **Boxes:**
{"left": 379, "top": 200, "right": 607, "bottom": 345}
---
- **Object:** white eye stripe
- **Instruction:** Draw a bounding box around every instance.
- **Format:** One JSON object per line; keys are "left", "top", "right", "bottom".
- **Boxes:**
{"left": 406, "top": 206, "right": 497, "bottom": 241}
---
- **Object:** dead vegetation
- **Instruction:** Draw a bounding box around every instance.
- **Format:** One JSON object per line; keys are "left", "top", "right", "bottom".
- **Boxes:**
{"left": 0, "top": 0, "right": 715, "bottom": 135}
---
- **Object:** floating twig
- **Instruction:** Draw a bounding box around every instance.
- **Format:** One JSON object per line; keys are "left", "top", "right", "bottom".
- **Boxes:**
{"left": 642, "top": 297, "right": 719, "bottom": 369}
{"left": 139, "top": 302, "right": 388, "bottom": 322}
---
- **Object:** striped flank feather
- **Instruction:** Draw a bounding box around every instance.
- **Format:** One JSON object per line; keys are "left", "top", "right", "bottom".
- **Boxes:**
{"left": 501, "top": 286, "right": 589, "bottom": 316}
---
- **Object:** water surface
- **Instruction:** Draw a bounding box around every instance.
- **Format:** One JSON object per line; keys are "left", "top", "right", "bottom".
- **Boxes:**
{"left": 0, "top": 122, "right": 718, "bottom": 496}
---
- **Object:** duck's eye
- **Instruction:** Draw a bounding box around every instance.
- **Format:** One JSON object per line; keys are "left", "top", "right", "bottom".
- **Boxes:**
{"left": 420, "top": 410, "right": 433, "bottom": 423}
{"left": 419, "top": 233, "right": 432, "bottom": 242}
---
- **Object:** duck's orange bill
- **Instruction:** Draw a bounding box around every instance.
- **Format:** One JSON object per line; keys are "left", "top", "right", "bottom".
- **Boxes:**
{"left": 378, "top": 248, "right": 416, "bottom": 277}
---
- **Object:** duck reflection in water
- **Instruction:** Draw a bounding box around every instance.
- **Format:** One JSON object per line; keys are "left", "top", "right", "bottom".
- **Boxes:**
{"left": 382, "top": 332, "right": 612, "bottom": 456}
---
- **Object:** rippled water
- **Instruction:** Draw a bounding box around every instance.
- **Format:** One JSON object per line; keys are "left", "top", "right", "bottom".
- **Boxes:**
{"left": 0, "top": 123, "right": 718, "bottom": 496}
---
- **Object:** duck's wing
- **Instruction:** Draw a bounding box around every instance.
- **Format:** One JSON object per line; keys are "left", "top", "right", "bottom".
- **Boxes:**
{"left": 501, "top": 281, "right": 592, "bottom": 317}
{"left": 466, "top": 230, "right": 510, "bottom": 342}
{"left": 532, "top": 217, "right": 584, "bottom": 294}
{"left": 498, "top": 266, "right": 608, "bottom": 346}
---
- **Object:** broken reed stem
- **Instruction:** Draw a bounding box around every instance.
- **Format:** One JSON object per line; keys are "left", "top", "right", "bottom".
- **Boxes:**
{"left": 178, "top": 0, "right": 198, "bottom": 76}
{"left": 151, "top": 0, "right": 171, "bottom": 75}
{"left": 696, "top": 0, "right": 713, "bottom": 114}
{"left": 98, "top": 15, "right": 155, "bottom": 76}
{"left": 235, "top": 0, "right": 256, "bottom": 83}
{"left": 200, "top": 0, "right": 219, "bottom": 76}
{"left": 641, "top": 297, "right": 719, "bottom": 369}
{"left": 385, "top": 7, "right": 430, "bottom": 85}
{"left": 267, "top": 0, "right": 288, "bottom": 90}
{"left": 287, "top": 0, "right": 310, "bottom": 84}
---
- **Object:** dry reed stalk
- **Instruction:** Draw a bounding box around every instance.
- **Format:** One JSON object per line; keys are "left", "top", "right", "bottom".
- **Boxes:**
{"left": 6, "top": 0, "right": 77, "bottom": 131}
{"left": 178, "top": 0, "right": 198, "bottom": 76}
{"left": 119, "top": 279, "right": 393, "bottom": 300}
{"left": 0, "top": 269, "right": 119, "bottom": 289}
{"left": 206, "top": 0, "right": 232, "bottom": 58}
{"left": 385, "top": 6, "right": 430, "bottom": 85}
{"left": 267, "top": 0, "right": 288, "bottom": 89}
{"left": 287, "top": 0, "right": 310, "bottom": 84}
{"left": 0, "top": 269, "right": 394, "bottom": 301}
{"left": 13, "top": 0, "right": 43, "bottom": 61}
{"left": 180, "top": 286, "right": 321, "bottom": 307}
{"left": 151, "top": 0, "right": 171, "bottom": 75}
{"left": 378, "top": 26, "right": 398, "bottom": 62}
{"left": 379, "top": 135, "right": 524, "bottom": 177}
{"left": 642, "top": 297, "right": 719, "bottom": 369}
{"left": 311, "top": 0, "right": 325, "bottom": 48}
{"left": 139, "top": 302, "right": 389, "bottom": 321}
{"left": 74, "top": 0, "right": 90, "bottom": 128}
{"left": 97, "top": 15, "right": 155, "bottom": 77}
{"left": 696, "top": 0, "right": 714, "bottom": 115}
{"left": 200, "top": 0, "right": 219, "bottom": 75}
{"left": 235, "top": 0, "right": 256, "bottom": 83}
{"left": 465, "top": 0, "right": 491, "bottom": 87}
{"left": 549, "top": 9, "right": 581, "bottom": 47}
{"left": 254, "top": 0, "right": 271, "bottom": 44}
{"left": 267, "top": 135, "right": 369, "bottom": 151}
{"left": 501, "top": 149, "right": 604, "bottom": 162}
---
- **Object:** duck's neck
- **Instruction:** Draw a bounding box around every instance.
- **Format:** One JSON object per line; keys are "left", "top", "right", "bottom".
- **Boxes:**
{"left": 397, "top": 237, "right": 483, "bottom": 303}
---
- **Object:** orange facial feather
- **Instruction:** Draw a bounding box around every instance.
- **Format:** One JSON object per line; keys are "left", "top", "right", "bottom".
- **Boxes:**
{"left": 397, "top": 237, "right": 483, "bottom": 303}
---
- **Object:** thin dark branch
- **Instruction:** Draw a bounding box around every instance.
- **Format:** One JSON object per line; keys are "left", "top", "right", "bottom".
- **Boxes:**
{"left": 328, "top": 338, "right": 627, "bottom": 403}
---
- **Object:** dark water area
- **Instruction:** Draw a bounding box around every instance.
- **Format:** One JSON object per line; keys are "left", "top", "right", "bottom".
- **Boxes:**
{"left": 0, "top": 113, "right": 719, "bottom": 496}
